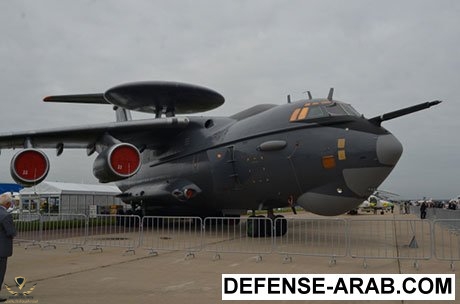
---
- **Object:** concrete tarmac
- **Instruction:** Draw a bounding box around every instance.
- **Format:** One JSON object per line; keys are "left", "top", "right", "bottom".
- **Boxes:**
{"left": 2, "top": 211, "right": 459, "bottom": 304}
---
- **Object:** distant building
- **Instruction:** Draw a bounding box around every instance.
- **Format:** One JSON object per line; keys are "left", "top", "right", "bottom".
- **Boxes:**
{"left": 19, "top": 181, "right": 123, "bottom": 215}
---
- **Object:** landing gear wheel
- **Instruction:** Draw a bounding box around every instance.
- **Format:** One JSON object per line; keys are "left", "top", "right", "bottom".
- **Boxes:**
{"left": 247, "top": 215, "right": 269, "bottom": 237}
{"left": 273, "top": 215, "right": 288, "bottom": 237}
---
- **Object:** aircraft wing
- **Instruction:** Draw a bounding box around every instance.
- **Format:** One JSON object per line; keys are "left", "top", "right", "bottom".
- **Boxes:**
{"left": 0, "top": 117, "right": 190, "bottom": 150}
{"left": 0, "top": 81, "right": 223, "bottom": 151}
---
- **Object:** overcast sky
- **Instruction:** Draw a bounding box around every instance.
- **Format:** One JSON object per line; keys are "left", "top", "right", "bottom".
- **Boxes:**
{"left": 0, "top": 0, "right": 459, "bottom": 199}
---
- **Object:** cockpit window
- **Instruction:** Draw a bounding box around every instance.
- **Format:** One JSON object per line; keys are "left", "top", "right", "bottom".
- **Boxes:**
{"left": 341, "top": 104, "right": 361, "bottom": 116}
{"left": 289, "top": 101, "right": 361, "bottom": 122}
{"left": 324, "top": 103, "right": 347, "bottom": 116}
{"left": 324, "top": 103, "right": 360, "bottom": 117}
{"left": 306, "top": 106, "right": 326, "bottom": 119}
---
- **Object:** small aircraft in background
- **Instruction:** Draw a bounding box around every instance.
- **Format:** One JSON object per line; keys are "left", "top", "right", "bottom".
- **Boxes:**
{"left": 447, "top": 195, "right": 460, "bottom": 210}
{"left": 0, "top": 81, "right": 441, "bottom": 236}
{"left": 358, "top": 190, "right": 398, "bottom": 215}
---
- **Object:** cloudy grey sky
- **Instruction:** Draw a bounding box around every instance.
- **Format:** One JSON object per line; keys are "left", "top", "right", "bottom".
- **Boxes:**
{"left": 0, "top": 0, "right": 458, "bottom": 199}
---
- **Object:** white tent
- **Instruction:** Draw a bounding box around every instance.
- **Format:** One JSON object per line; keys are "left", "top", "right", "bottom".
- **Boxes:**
{"left": 20, "top": 181, "right": 122, "bottom": 214}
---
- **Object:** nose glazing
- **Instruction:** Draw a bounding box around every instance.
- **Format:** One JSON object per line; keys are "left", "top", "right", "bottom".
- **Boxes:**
{"left": 376, "top": 134, "right": 403, "bottom": 166}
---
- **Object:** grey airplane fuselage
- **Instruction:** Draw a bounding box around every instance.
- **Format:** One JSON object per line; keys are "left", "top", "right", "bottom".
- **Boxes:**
{"left": 117, "top": 98, "right": 402, "bottom": 216}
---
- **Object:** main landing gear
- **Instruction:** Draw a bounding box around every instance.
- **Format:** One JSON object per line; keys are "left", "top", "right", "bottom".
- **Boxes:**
{"left": 246, "top": 209, "right": 288, "bottom": 238}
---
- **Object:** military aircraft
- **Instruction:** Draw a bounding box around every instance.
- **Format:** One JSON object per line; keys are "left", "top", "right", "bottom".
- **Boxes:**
{"left": 0, "top": 81, "right": 441, "bottom": 236}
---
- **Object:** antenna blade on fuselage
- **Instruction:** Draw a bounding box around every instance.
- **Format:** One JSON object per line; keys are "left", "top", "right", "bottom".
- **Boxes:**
{"left": 327, "top": 88, "right": 334, "bottom": 101}
{"left": 369, "top": 100, "right": 442, "bottom": 126}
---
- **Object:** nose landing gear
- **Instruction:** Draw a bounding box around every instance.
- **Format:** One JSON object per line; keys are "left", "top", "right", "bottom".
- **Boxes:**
{"left": 246, "top": 209, "right": 288, "bottom": 237}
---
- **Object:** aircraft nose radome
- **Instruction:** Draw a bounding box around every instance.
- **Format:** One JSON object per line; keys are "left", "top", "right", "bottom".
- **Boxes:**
{"left": 296, "top": 192, "right": 363, "bottom": 216}
{"left": 376, "top": 134, "right": 403, "bottom": 166}
{"left": 341, "top": 134, "right": 402, "bottom": 198}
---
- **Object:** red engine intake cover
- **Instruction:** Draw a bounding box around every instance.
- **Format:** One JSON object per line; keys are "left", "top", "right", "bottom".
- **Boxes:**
{"left": 109, "top": 144, "right": 141, "bottom": 177}
{"left": 93, "top": 143, "right": 141, "bottom": 183}
{"left": 10, "top": 149, "right": 50, "bottom": 186}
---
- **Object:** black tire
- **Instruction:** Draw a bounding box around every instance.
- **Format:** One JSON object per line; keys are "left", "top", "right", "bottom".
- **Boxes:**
{"left": 247, "top": 215, "right": 266, "bottom": 237}
{"left": 273, "top": 215, "right": 287, "bottom": 237}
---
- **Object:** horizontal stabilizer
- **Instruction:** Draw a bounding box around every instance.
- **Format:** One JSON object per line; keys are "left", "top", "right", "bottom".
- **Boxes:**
{"left": 369, "top": 100, "right": 442, "bottom": 126}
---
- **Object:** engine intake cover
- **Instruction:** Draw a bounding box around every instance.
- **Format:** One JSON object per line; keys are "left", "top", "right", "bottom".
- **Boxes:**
{"left": 93, "top": 143, "right": 141, "bottom": 183}
{"left": 10, "top": 149, "right": 50, "bottom": 187}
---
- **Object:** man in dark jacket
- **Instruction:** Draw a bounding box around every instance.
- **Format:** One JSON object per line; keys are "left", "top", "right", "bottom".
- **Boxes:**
{"left": 0, "top": 193, "right": 16, "bottom": 302}
{"left": 420, "top": 201, "right": 427, "bottom": 219}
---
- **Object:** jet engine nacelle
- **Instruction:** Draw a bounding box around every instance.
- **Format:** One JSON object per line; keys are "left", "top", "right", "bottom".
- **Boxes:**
{"left": 10, "top": 149, "right": 50, "bottom": 187}
{"left": 93, "top": 143, "right": 141, "bottom": 183}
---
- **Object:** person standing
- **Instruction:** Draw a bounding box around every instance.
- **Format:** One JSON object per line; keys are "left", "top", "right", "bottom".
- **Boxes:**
{"left": 0, "top": 193, "right": 16, "bottom": 302}
{"left": 420, "top": 201, "right": 427, "bottom": 219}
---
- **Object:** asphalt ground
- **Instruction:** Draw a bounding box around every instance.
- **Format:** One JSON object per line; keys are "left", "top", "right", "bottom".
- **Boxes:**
{"left": 2, "top": 210, "right": 459, "bottom": 304}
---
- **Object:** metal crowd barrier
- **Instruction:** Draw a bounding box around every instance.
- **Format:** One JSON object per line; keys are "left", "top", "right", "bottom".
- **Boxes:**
{"left": 13, "top": 214, "right": 142, "bottom": 253}
{"left": 348, "top": 219, "right": 432, "bottom": 268}
{"left": 12, "top": 212, "right": 42, "bottom": 249}
{"left": 203, "top": 217, "right": 273, "bottom": 261}
{"left": 13, "top": 214, "right": 460, "bottom": 269}
{"left": 274, "top": 218, "right": 347, "bottom": 265}
{"left": 40, "top": 214, "right": 87, "bottom": 251}
{"left": 433, "top": 219, "right": 460, "bottom": 270}
{"left": 141, "top": 216, "right": 202, "bottom": 258}
{"left": 85, "top": 214, "right": 141, "bottom": 254}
